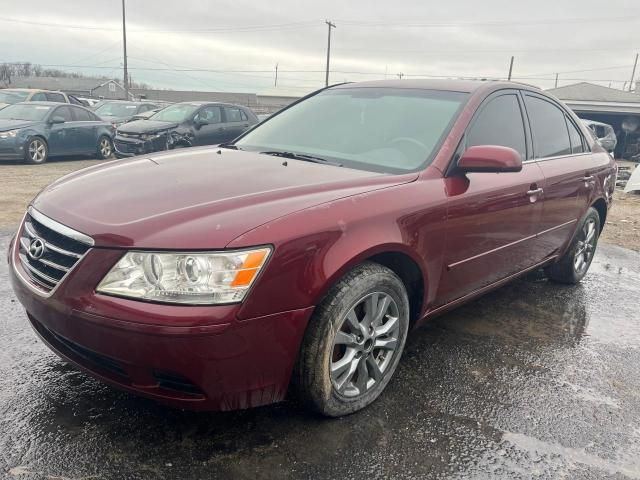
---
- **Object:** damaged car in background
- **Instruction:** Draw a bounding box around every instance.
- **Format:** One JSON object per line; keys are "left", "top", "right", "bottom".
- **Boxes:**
{"left": 113, "top": 101, "right": 258, "bottom": 157}
{"left": 581, "top": 119, "right": 617, "bottom": 153}
{"left": 94, "top": 100, "right": 162, "bottom": 129}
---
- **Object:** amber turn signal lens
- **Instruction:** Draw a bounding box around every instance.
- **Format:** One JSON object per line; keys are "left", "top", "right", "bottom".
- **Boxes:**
{"left": 231, "top": 250, "right": 269, "bottom": 287}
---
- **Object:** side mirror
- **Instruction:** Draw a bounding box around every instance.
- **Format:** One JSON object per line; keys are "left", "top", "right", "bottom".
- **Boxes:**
{"left": 50, "top": 116, "right": 65, "bottom": 124}
{"left": 458, "top": 145, "right": 522, "bottom": 173}
{"left": 193, "top": 118, "right": 208, "bottom": 129}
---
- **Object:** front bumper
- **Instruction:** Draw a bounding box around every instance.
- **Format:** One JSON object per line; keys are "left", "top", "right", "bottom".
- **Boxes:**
{"left": 8, "top": 233, "right": 313, "bottom": 411}
{"left": 0, "top": 136, "right": 23, "bottom": 160}
{"left": 114, "top": 133, "right": 168, "bottom": 158}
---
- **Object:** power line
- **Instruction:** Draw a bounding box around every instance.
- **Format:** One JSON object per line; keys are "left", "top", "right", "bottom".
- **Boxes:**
{"left": 336, "top": 16, "right": 640, "bottom": 27}
{"left": 0, "top": 16, "right": 320, "bottom": 33}
{"left": 333, "top": 46, "right": 640, "bottom": 54}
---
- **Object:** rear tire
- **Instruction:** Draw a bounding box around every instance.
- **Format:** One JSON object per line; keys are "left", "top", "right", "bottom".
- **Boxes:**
{"left": 545, "top": 207, "right": 601, "bottom": 284}
{"left": 294, "top": 262, "right": 410, "bottom": 417}
{"left": 23, "top": 137, "right": 48, "bottom": 164}
{"left": 96, "top": 136, "right": 113, "bottom": 160}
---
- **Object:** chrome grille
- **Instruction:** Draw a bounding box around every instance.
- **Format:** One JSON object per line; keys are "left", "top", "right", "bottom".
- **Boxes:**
{"left": 17, "top": 207, "right": 93, "bottom": 293}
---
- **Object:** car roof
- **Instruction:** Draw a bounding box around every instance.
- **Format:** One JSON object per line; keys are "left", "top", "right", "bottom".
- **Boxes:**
{"left": 2, "top": 88, "right": 61, "bottom": 93}
{"left": 15, "top": 101, "right": 68, "bottom": 106}
{"left": 98, "top": 100, "right": 149, "bottom": 104}
{"left": 331, "top": 79, "right": 541, "bottom": 94}
{"left": 175, "top": 101, "right": 247, "bottom": 107}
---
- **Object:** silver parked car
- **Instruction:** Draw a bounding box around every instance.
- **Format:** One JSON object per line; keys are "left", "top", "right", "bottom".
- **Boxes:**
{"left": 581, "top": 119, "right": 617, "bottom": 153}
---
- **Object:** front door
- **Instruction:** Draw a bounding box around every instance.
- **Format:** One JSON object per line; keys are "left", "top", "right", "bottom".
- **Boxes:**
{"left": 192, "top": 106, "right": 225, "bottom": 146}
{"left": 436, "top": 91, "right": 546, "bottom": 305}
{"left": 522, "top": 93, "right": 591, "bottom": 257}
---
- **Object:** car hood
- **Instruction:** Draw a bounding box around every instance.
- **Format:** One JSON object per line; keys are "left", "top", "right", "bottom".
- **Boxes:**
{"left": 100, "top": 115, "right": 132, "bottom": 123}
{"left": 32, "top": 148, "right": 417, "bottom": 249}
{"left": 0, "top": 119, "right": 39, "bottom": 131}
{"left": 116, "top": 119, "right": 178, "bottom": 134}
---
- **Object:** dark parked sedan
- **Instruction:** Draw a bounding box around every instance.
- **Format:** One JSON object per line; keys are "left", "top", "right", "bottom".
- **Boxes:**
{"left": 94, "top": 101, "right": 160, "bottom": 128}
{"left": 113, "top": 101, "right": 258, "bottom": 157}
{"left": 0, "top": 102, "right": 115, "bottom": 164}
{"left": 9, "top": 80, "right": 614, "bottom": 416}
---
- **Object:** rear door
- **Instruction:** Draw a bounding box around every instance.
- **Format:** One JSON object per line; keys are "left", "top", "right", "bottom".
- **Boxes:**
{"left": 222, "top": 106, "right": 250, "bottom": 141}
{"left": 47, "top": 106, "right": 79, "bottom": 155}
{"left": 437, "top": 90, "right": 546, "bottom": 304}
{"left": 522, "top": 93, "right": 591, "bottom": 257}
{"left": 192, "top": 105, "right": 225, "bottom": 146}
{"left": 70, "top": 106, "right": 100, "bottom": 154}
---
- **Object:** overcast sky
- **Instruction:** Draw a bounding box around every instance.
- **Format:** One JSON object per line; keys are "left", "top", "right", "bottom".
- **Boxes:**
{"left": 1, "top": 0, "right": 639, "bottom": 96}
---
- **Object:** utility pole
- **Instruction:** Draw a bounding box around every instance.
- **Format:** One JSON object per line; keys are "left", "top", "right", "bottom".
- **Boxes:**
{"left": 629, "top": 53, "right": 638, "bottom": 92}
{"left": 274, "top": 63, "right": 278, "bottom": 87}
{"left": 325, "top": 20, "right": 336, "bottom": 87}
{"left": 554, "top": 73, "right": 558, "bottom": 88}
{"left": 507, "top": 56, "right": 514, "bottom": 81}
{"left": 122, "top": 0, "right": 129, "bottom": 99}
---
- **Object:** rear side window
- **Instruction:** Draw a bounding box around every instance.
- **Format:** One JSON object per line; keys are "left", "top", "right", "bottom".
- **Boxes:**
{"left": 54, "top": 106, "right": 74, "bottom": 122}
{"left": 45, "top": 92, "right": 66, "bottom": 103}
{"left": 72, "top": 107, "right": 94, "bottom": 122}
{"left": 566, "top": 117, "right": 585, "bottom": 154}
{"left": 525, "top": 95, "right": 571, "bottom": 158}
{"left": 30, "top": 92, "right": 47, "bottom": 101}
{"left": 224, "top": 107, "right": 243, "bottom": 122}
{"left": 466, "top": 94, "right": 526, "bottom": 159}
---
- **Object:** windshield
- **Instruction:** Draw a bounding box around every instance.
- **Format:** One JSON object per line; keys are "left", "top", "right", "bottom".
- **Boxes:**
{"left": 0, "top": 90, "right": 29, "bottom": 104}
{"left": 235, "top": 87, "right": 467, "bottom": 173}
{"left": 0, "top": 104, "right": 52, "bottom": 121}
{"left": 150, "top": 104, "right": 199, "bottom": 122}
{"left": 95, "top": 102, "right": 140, "bottom": 117}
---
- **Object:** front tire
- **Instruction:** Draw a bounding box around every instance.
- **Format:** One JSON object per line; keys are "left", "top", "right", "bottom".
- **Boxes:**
{"left": 96, "top": 135, "right": 113, "bottom": 160}
{"left": 24, "top": 137, "right": 48, "bottom": 164}
{"left": 294, "top": 262, "right": 410, "bottom": 417}
{"left": 545, "top": 207, "right": 601, "bottom": 284}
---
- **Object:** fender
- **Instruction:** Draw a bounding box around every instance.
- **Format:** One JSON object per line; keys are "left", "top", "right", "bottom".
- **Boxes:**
{"left": 228, "top": 177, "right": 448, "bottom": 321}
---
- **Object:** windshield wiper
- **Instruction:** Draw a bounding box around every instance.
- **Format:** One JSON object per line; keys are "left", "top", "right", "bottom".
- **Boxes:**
{"left": 260, "top": 150, "right": 342, "bottom": 167}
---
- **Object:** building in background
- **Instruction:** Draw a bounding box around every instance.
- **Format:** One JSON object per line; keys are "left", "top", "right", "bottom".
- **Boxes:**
{"left": 547, "top": 82, "right": 640, "bottom": 160}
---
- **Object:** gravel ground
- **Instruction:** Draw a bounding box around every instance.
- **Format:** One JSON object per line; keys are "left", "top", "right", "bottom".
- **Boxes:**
{"left": 0, "top": 158, "right": 105, "bottom": 227}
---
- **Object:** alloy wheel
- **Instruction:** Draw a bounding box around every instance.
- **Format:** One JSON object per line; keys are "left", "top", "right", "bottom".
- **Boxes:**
{"left": 330, "top": 292, "right": 400, "bottom": 398}
{"left": 574, "top": 218, "right": 597, "bottom": 275}
{"left": 28, "top": 139, "right": 46, "bottom": 162}
{"left": 100, "top": 138, "right": 112, "bottom": 158}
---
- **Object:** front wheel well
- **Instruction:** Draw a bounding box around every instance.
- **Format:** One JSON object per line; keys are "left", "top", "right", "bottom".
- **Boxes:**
{"left": 367, "top": 251, "right": 424, "bottom": 326}
{"left": 591, "top": 198, "right": 607, "bottom": 232}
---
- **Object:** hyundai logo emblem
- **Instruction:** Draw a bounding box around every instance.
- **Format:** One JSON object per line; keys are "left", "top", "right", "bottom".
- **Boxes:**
{"left": 28, "top": 238, "right": 46, "bottom": 260}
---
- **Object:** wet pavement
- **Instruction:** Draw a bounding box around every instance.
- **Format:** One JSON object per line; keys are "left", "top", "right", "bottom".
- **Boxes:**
{"left": 1, "top": 228, "right": 639, "bottom": 480}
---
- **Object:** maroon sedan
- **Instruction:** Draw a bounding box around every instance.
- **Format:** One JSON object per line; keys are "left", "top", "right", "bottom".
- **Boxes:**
{"left": 8, "top": 80, "right": 615, "bottom": 416}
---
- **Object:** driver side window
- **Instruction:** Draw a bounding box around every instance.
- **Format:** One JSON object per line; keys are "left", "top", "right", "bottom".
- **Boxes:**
{"left": 466, "top": 94, "right": 527, "bottom": 159}
{"left": 194, "top": 106, "right": 222, "bottom": 124}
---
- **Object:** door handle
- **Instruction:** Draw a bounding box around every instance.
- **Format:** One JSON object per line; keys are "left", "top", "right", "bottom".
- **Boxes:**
{"left": 582, "top": 175, "right": 595, "bottom": 182}
{"left": 527, "top": 188, "right": 544, "bottom": 195}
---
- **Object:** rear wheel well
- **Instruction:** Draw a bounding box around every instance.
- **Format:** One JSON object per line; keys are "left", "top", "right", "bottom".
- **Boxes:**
{"left": 368, "top": 252, "right": 424, "bottom": 326}
{"left": 592, "top": 198, "right": 607, "bottom": 232}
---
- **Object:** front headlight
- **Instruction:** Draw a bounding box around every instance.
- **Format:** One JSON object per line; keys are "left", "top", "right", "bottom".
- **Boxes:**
{"left": 141, "top": 132, "right": 163, "bottom": 140}
{"left": 96, "top": 247, "right": 271, "bottom": 304}
{"left": 0, "top": 129, "right": 19, "bottom": 139}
